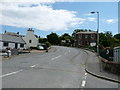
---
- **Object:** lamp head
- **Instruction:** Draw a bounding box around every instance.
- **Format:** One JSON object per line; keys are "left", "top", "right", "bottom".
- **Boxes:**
{"left": 91, "top": 12, "right": 95, "bottom": 14}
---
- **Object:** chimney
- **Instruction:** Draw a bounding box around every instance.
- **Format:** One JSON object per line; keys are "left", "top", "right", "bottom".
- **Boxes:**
{"left": 28, "top": 28, "right": 34, "bottom": 32}
{"left": 4, "top": 30, "right": 7, "bottom": 33}
{"left": 17, "top": 32, "right": 19, "bottom": 35}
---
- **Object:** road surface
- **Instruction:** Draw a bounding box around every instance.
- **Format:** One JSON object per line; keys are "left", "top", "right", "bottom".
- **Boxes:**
{"left": 2, "top": 46, "right": 119, "bottom": 88}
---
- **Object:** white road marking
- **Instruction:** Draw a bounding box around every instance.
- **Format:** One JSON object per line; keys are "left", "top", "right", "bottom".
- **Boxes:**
{"left": 0, "top": 69, "right": 23, "bottom": 78}
{"left": 83, "top": 75, "right": 87, "bottom": 80}
{"left": 51, "top": 55, "right": 61, "bottom": 60}
{"left": 85, "top": 73, "right": 87, "bottom": 76}
{"left": 81, "top": 73, "right": 87, "bottom": 88}
{"left": 84, "top": 73, "right": 87, "bottom": 79}
{"left": 30, "top": 64, "right": 38, "bottom": 68}
{"left": 81, "top": 80, "right": 86, "bottom": 87}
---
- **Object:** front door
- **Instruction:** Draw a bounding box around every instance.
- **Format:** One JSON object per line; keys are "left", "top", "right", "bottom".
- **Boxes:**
{"left": 15, "top": 43, "right": 18, "bottom": 49}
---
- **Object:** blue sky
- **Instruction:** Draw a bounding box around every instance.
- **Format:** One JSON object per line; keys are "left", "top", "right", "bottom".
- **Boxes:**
{"left": 0, "top": 1, "right": 118, "bottom": 37}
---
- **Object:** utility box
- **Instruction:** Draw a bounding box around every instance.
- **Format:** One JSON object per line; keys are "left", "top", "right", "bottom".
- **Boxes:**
{"left": 113, "top": 46, "right": 120, "bottom": 62}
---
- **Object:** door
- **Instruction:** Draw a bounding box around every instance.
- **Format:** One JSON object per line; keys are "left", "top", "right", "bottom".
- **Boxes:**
{"left": 15, "top": 43, "right": 18, "bottom": 49}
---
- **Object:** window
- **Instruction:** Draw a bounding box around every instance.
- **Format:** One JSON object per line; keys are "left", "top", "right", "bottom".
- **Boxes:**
{"left": 79, "top": 34, "right": 82, "bottom": 38}
{"left": 29, "top": 40, "right": 32, "bottom": 43}
{"left": 20, "top": 44, "right": 24, "bottom": 48}
{"left": 79, "top": 41, "right": 82, "bottom": 45}
{"left": 85, "top": 35, "right": 88, "bottom": 38}
{"left": 3, "top": 42, "right": 9, "bottom": 46}
{"left": 91, "top": 34, "right": 94, "bottom": 38}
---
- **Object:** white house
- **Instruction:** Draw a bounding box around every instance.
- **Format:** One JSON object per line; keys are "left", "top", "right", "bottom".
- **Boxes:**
{"left": 0, "top": 32, "right": 26, "bottom": 50}
{"left": 22, "top": 28, "right": 39, "bottom": 48}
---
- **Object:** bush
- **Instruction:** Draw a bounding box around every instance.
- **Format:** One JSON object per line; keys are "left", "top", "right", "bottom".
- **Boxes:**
{"left": 45, "top": 41, "right": 51, "bottom": 47}
{"left": 84, "top": 46, "right": 96, "bottom": 52}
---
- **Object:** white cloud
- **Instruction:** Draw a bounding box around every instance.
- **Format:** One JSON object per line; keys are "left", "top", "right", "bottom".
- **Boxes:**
{"left": 87, "top": 17, "right": 96, "bottom": 22}
{"left": 2, "top": 0, "right": 55, "bottom": 3}
{"left": 1, "top": 0, "right": 119, "bottom": 3}
{"left": 1, "top": 0, "right": 85, "bottom": 3}
{"left": 0, "top": 2, "right": 84, "bottom": 31}
{"left": 105, "top": 19, "right": 118, "bottom": 24}
{"left": 84, "top": 13, "right": 93, "bottom": 16}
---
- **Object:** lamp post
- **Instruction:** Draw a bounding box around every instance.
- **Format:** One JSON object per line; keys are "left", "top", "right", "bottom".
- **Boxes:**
{"left": 91, "top": 11, "right": 99, "bottom": 55}
{"left": 91, "top": 11, "right": 101, "bottom": 72}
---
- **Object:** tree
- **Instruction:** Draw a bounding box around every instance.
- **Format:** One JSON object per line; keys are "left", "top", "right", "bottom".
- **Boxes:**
{"left": 39, "top": 38, "right": 48, "bottom": 43}
{"left": 99, "top": 31, "right": 117, "bottom": 48}
{"left": 45, "top": 41, "right": 51, "bottom": 47}
{"left": 114, "top": 33, "right": 120, "bottom": 39}
{"left": 47, "top": 32, "right": 60, "bottom": 45}
{"left": 99, "top": 33, "right": 108, "bottom": 48}
{"left": 59, "top": 33, "right": 74, "bottom": 46}
{"left": 114, "top": 33, "right": 120, "bottom": 46}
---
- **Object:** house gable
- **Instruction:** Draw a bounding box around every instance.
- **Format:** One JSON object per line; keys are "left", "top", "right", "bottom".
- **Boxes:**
{"left": 22, "top": 28, "right": 39, "bottom": 48}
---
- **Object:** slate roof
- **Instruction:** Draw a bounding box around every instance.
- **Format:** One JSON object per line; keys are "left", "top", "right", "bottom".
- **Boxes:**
{"left": 4, "top": 32, "right": 19, "bottom": 36}
{"left": 0, "top": 34, "right": 26, "bottom": 44}
{"left": 76, "top": 31, "right": 97, "bottom": 34}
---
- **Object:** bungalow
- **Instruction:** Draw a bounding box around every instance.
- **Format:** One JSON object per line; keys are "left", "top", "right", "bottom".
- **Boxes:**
{"left": 0, "top": 32, "right": 26, "bottom": 50}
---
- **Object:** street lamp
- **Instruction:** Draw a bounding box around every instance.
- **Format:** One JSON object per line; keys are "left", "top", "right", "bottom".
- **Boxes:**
{"left": 91, "top": 11, "right": 99, "bottom": 55}
{"left": 91, "top": 11, "right": 101, "bottom": 72}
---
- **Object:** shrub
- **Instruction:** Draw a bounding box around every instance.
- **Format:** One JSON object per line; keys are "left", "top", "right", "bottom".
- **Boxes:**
{"left": 45, "top": 41, "right": 51, "bottom": 47}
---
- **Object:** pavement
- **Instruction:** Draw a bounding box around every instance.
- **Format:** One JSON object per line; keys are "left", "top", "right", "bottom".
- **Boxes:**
{"left": 1, "top": 49, "right": 46, "bottom": 60}
{"left": 84, "top": 50, "right": 120, "bottom": 83}
{"left": 30, "top": 49, "right": 46, "bottom": 53}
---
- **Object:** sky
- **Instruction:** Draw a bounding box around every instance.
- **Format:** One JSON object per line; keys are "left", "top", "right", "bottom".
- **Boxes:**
{"left": 0, "top": 0, "right": 119, "bottom": 38}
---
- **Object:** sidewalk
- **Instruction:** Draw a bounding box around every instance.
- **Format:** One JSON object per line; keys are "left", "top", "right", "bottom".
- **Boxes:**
{"left": 30, "top": 49, "right": 46, "bottom": 53}
{"left": 84, "top": 50, "right": 120, "bottom": 83}
{"left": 2, "top": 49, "right": 46, "bottom": 60}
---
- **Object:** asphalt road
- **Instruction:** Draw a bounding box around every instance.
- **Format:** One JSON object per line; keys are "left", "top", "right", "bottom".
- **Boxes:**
{"left": 2, "top": 46, "right": 119, "bottom": 88}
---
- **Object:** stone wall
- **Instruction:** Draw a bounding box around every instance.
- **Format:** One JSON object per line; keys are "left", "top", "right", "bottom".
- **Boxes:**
{"left": 100, "top": 57, "right": 120, "bottom": 75}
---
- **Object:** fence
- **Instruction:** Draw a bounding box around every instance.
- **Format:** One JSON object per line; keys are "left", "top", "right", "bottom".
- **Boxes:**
{"left": 99, "top": 49, "right": 113, "bottom": 61}
{"left": 84, "top": 46, "right": 113, "bottom": 61}
{"left": 113, "top": 46, "right": 120, "bottom": 62}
